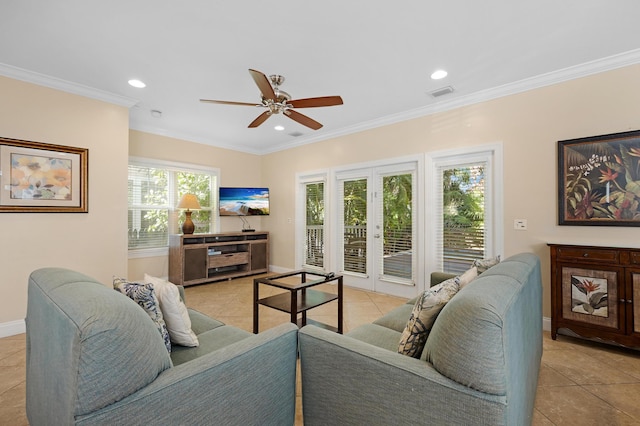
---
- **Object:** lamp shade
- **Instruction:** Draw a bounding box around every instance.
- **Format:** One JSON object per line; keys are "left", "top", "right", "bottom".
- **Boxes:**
{"left": 177, "top": 194, "right": 201, "bottom": 210}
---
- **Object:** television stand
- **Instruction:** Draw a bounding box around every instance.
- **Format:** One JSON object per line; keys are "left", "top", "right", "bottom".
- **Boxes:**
{"left": 169, "top": 232, "right": 268, "bottom": 286}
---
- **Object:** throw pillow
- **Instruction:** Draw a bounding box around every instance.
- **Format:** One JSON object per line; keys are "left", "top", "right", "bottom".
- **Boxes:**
{"left": 144, "top": 274, "right": 199, "bottom": 347}
{"left": 113, "top": 277, "right": 172, "bottom": 352}
{"left": 457, "top": 266, "right": 478, "bottom": 289}
{"left": 472, "top": 255, "right": 501, "bottom": 274}
{"left": 398, "top": 277, "right": 460, "bottom": 358}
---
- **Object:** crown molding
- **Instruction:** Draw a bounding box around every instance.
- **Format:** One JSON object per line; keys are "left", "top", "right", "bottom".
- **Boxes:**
{"left": 0, "top": 62, "right": 138, "bottom": 107}
{"left": 128, "top": 122, "right": 265, "bottom": 156}
{"left": 261, "top": 48, "right": 640, "bottom": 154}
{"left": 4, "top": 47, "right": 638, "bottom": 155}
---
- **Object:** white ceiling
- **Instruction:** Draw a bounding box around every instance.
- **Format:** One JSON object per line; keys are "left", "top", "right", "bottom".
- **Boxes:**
{"left": 1, "top": 1, "right": 640, "bottom": 154}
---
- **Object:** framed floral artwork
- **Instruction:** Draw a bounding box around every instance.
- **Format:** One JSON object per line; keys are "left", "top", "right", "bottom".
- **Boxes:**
{"left": 560, "top": 265, "right": 618, "bottom": 329}
{"left": 558, "top": 129, "right": 640, "bottom": 226}
{"left": 0, "top": 137, "right": 88, "bottom": 213}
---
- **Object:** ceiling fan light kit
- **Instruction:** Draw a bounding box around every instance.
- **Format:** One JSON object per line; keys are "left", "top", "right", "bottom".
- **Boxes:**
{"left": 200, "top": 69, "right": 343, "bottom": 130}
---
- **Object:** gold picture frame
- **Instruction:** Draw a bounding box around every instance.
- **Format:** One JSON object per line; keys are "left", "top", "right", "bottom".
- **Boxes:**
{"left": 0, "top": 137, "right": 88, "bottom": 213}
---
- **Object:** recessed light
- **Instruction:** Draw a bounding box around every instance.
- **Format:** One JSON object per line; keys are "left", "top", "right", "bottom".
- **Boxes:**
{"left": 128, "top": 79, "right": 146, "bottom": 88}
{"left": 430, "top": 70, "right": 448, "bottom": 80}
{"left": 150, "top": 110, "right": 162, "bottom": 118}
{"left": 274, "top": 125, "right": 285, "bottom": 131}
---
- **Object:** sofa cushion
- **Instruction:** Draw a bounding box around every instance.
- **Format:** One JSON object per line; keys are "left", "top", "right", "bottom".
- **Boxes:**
{"left": 346, "top": 323, "right": 403, "bottom": 352}
{"left": 27, "top": 268, "right": 173, "bottom": 418}
{"left": 397, "top": 278, "right": 459, "bottom": 358}
{"left": 372, "top": 303, "right": 414, "bottom": 332}
{"left": 424, "top": 272, "right": 520, "bottom": 395}
{"left": 113, "top": 277, "right": 171, "bottom": 352}
{"left": 144, "top": 274, "right": 199, "bottom": 347}
{"left": 170, "top": 325, "right": 252, "bottom": 365}
{"left": 188, "top": 308, "right": 226, "bottom": 335}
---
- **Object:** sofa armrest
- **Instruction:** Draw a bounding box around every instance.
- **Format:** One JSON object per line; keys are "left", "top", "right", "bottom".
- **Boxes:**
{"left": 77, "top": 323, "right": 298, "bottom": 426}
{"left": 430, "top": 271, "right": 456, "bottom": 286}
{"left": 299, "top": 325, "right": 508, "bottom": 426}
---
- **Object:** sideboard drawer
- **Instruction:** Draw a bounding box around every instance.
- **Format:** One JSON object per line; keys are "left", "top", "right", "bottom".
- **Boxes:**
{"left": 630, "top": 251, "right": 640, "bottom": 265}
{"left": 209, "top": 252, "right": 249, "bottom": 268}
{"left": 555, "top": 246, "right": 619, "bottom": 263}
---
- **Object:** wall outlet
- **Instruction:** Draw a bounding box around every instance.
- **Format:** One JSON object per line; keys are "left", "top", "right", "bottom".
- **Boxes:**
{"left": 514, "top": 219, "right": 528, "bottom": 230}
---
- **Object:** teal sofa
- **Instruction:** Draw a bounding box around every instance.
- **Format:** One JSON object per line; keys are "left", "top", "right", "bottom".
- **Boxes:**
{"left": 25, "top": 268, "right": 298, "bottom": 426}
{"left": 299, "top": 253, "right": 543, "bottom": 425}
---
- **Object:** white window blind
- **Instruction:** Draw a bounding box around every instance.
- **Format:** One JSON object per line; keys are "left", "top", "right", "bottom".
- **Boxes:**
{"left": 376, "top": 172, "right": 415, "bottom": 282}
{"left": 304, "top": 181, "right": 325, "bottom": 268}
{"left": 434, "top": 159, "right": 490, "bottom": 274}
{"left": 128, "top": 159, "right": 218, "bottom": 250}
{"left": 342, "top": 178, "right": 368, "bottom": 274}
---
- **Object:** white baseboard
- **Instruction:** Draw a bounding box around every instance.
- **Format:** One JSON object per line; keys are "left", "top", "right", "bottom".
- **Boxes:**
{"left": 268, "top": 265, "right": 292, "bottom": 274}
{"left": 0, "top": 319, "right": 25, "bottom": 338}
{"left": 542, "top": 316, "right": 551, "bottom": 332}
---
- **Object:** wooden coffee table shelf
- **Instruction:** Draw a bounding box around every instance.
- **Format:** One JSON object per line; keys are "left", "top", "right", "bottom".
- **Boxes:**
{"left": 253, "top": 270, "right": 343, "bottom": 334}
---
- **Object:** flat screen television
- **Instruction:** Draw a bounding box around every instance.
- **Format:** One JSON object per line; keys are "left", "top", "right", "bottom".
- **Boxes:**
{"left": 219, "top": 187, "right": 270, "bottom": 216}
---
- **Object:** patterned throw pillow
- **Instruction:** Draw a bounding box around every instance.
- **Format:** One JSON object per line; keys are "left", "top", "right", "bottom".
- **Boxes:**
{"left": 472, "top": 255, "right": 501, "bottom": 274}
{"left": 144, "top": 274, "right": 199, "bottom": 347}
{"left": 457, "top": 266, "right": 478, "bottom": 289}
{"left": 398, "top": 277, "right": 460, "bottom": 358}
{"left": 113, "top": 277, "right": 172, "bottom": 352}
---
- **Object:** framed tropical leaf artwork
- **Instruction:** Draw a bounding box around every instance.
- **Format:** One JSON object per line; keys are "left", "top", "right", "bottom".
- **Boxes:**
{"left": 558, "top": 129, "right": 640, "bottom": 226}
{"left": 560, "top": 266, "right": 618, "bottom": 329}
{"left": 0, "top": 137, "right": 88, "bottom": 213}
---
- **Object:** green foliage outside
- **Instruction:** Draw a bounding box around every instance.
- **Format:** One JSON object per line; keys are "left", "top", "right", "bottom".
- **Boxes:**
{"left": 443, "top": 167, "right": 485, "bottom": 228}
{"left": 306, "top": 182, "right": 324, "bottom": 226}
{"left": 343, "top": 179, "right": 367, "bottom": 226}
{"left": 129, "top": 167, "right": 213, "bottom": 248}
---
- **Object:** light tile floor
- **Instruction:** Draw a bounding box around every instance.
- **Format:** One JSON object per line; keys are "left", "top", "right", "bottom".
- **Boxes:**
{"left": 2, "top": 274, "right": 640, "bottom": 425}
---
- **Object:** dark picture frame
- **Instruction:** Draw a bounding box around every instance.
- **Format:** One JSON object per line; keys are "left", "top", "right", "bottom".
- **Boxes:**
{"left": 558, "top": 129, "right": 640, "bottom": 226}
{"left": 0, "top": 137, "right": 88, "bottom": 213}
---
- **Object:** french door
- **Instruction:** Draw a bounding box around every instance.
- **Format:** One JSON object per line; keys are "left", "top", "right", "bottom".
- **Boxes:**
{"left": 336, "top": 162, "right": 418, "bottom": 298}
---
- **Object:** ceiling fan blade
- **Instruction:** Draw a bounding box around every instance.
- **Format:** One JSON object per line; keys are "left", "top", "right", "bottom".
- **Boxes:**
{"left": 287, "top": 96, "right": 344, "bottom": 108}
{"left": 249, "top": 69, "right": 276, "bottom": 101}
{"left": 248, "top": 111, "right": 272, "bottom": 128}
{"left": 284, "top": 109, "right": 323, "bottom": 130}
{"left": 200, "top": 99, "right": 258, "bottom": 107}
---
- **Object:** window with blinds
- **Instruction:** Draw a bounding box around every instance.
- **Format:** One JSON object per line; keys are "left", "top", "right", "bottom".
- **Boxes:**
{"left": 435, "top": 162, "right": 488, "bottom": 274}
{"left": 342, "top": 178, "right": 367, "bottom": 274}
{"left": 304, "top": 181, "right": 325, "bottom": 268}
{"left": 128, "top": 160, "right": 218, "bottom": 250}
{"left": 379, "top": 173, "right": 414, "bottom": 280}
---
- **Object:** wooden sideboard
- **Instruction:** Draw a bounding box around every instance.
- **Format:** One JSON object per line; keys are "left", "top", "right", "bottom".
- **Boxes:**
{"left": 549, "top": 243, "right": 640, "bottom": 349}
{"left": 169, "top": 232, "right": 269, "bottom": 286}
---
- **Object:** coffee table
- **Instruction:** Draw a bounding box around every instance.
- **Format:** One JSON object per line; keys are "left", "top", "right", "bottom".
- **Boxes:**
{"left": 253, "top": 270, "right": 343, "bottom": 334}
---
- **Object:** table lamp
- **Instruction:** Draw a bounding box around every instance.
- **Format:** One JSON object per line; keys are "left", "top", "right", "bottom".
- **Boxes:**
{"left": 177, "top": 193, "right": 201, "bottom": 234}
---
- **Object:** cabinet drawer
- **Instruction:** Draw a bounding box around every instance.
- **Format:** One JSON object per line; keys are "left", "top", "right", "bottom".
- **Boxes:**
{"left": 630, "top": 251, "right": 640, "bottom": 265}
{"left": 556, "top": 246, "right": 618, "bottom": 263}
{"left": 209, "top": 252, "right": 249, "bottom": 268}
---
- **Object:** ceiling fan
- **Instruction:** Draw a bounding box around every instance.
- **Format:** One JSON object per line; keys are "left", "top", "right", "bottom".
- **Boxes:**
{"left": 200, "top": 69, "right": 343, "bottom": 130}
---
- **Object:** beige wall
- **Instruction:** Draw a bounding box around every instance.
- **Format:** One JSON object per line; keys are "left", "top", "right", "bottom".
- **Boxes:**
{"left": 0, "top": 76, "right": 129, "bottom": 332}
{"left": 3, "top": 64, "right": 639, "bottom": 333}
{"left": 262, "top": 64, "right": 640, "bottom": 318}
{"left": 127, "top": 130, "right": 263, "bottom": 280}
